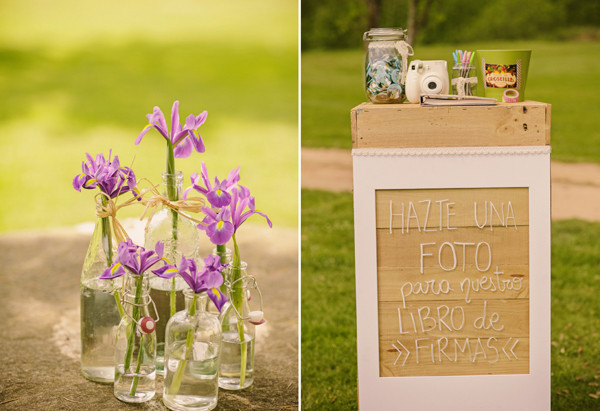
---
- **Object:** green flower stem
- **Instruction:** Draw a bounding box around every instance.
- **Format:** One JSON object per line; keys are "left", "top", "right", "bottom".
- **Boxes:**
{"left": 130, "top": 337, "right": 145, "bottom": 396}
{"left": 216, "top": 244, "right": 228, "bottom": 300}
{"left": 168, "top": 294, "right": 198, "bottom": 395}
{"left": 166, "top": 141, "right": 179, "bottom": 318}
{"left": 100, "top": 197, "right": 124, "bottom": 318}
{"left": 124, "top": 275, "right": 143, "bottom": 396}
{"left": 231, "top": 234, "right": 247, "bottom": 387}
{"left": 113, "top": 289, "right": 124, "bottom": 318}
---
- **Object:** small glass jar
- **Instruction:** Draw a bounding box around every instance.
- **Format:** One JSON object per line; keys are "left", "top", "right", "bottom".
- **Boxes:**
{"left": 363, "top": 28, "right": 412, "bottom": 103}
{"left": 219, "top": 262, "right": 265, "bottom": 390}
{"left": 163, "top": 290, "right": 222, "bottom": 411}
{"left": 451, "top": 63, "right": 477, "bottom": 97}
{"left": 114, "top": 272, "right": 157, "bottom": 403}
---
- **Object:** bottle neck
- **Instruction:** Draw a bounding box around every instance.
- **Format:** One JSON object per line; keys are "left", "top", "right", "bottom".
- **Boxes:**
{"left": 162, "top": 171, "right": 183, "bottom": 201}
{"left": 224, "top": 261, "right": 247, "bottom": 284}
{"left": 122, "top": 272, "right": 150, "bottom": 312}
{"left": 212, "top": 247, "right": 233, "bottom": 265}
{"left": 184, "top": 290, "right": 208, "bottom": 315}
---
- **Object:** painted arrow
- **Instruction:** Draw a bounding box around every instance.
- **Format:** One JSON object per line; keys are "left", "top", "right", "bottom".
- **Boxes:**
{"left": 502, "top": 337, "right": 519, "bottom": 360}
{"left": 392, "top": 340, "right": 411, "bottom": 366}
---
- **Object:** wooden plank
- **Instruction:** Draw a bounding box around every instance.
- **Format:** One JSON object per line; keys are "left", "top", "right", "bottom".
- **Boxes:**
{"left": 378, "top": 299, "right": 530, "bottom": 340}
{"left": 545, "top": 104, "right": 552, "bottom": 145}
{"left": 379, "top": 337, "right": 530, "bottom": 376}
{"left": 375, "top": 188, "right": 529, "bottom": 230}
{"left": 350, "top": 104, "right": 359, "bottom": 147}
{"left": 377, "top": 265, "right": 529, "bottom": 303}
{"left": 376, "top": 226, "right": 529, "bottom": 270}
{"left": 373, "top": 186, "right": 531, "bottom": 378}
{"left": 352, "top": 101, "right": 550, "bottom": 149}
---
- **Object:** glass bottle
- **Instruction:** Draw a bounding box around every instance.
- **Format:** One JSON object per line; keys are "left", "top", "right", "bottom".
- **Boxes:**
{"left": 363, "top": 28, "right": 413, "bottom": 103}
{"left": 114, "top": 272, "right": 157, "bottom": 403}
{"left": 145, "top": 171, "right": 200, "bottom": 374}
{"left": 163, "top": 290, "right": 222, "bottom": 411}
{"left": 80, "top": 201, "right": 122, "bottom": 383}
{"left": 452, "top": 63, "right": 477, "bottom": 96}
{"left": 219, "top": 262, "right": 262, "bottom": 390}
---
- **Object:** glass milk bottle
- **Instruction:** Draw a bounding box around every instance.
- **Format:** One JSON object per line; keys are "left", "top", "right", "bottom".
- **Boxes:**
{"left": 145, "top": 171, "right": 200, "bottom": 374}
{"left": 219, "top": 262, "right": 263, "bottom": 390}
{"left": 80, "top": 201, "right": 122, "bottom": 383}
{"left": 114, "top": 272, "right": 157, "bottom": 403}
{"left": 163, "top": 290, "right": 222, "bottom": 411}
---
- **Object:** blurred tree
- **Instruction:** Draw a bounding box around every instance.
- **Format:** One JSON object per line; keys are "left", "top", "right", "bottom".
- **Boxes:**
{"left": 301, "top": 0, "right": 599, "bottom": 49}
{"left": 301, "top": 0, "right": 368, "bottom": 49}
{"left": 366, "top": 0, "right": 384, "bottom": 28}
{"left": 407, "top": 0, "right": 435, "bottom": 43}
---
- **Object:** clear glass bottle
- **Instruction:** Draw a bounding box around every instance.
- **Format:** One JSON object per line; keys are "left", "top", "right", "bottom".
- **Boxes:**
{"left": 114, "top": 272, "right": 157, "bottom": 403}
{"left": 452, "top": 63, "right": 477, "bottom": 96}
{"left": 80, "top": 202, "right": 122, "bottom": 383}
{"left": 219, "top": 262, "right": 259, "bottom": 390}
{"left": 145, "top": 171, "right": 200, "bottom": 374}
{"left": 363, "top": 28, "right": 412, "bottom": 103}
{"left": 163, "top": 290, "right": 222, "bottom": 411}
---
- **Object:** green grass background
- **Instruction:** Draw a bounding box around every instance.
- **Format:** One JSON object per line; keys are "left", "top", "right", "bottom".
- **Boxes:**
{"left": 0, "top": 0, "right": 298, "bottom": 232}
{"left": 302, "top": 41, "right": 600, "bottom": 163}
{"left": 301, "top": 40, "right": 600, "bottom": 410}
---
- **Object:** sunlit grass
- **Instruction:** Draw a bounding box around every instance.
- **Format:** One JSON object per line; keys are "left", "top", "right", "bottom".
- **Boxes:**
{"left": 0, "top": 0, "right": 297, "bottom": 50}
{"left": 0, "top": 1, "right": 298, "bottom": 232}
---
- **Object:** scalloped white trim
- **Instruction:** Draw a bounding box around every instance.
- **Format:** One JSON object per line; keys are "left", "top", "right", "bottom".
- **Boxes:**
{"left": 352, "top": 145, "right": 551, "bottom": 157}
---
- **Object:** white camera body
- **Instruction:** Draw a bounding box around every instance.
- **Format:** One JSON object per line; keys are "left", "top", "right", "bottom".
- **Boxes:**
{"left": 405, "top": 60, "right": 449, "bottom": 103}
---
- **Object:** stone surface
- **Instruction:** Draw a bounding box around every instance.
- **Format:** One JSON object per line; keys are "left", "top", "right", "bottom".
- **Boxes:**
{"left": 0, "top": 225, "right": 298, "bottom": 410}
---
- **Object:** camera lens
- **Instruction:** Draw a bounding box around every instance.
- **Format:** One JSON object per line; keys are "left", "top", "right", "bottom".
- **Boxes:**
{"left": 422, "top": 75, "right": 443, "bottom": 94}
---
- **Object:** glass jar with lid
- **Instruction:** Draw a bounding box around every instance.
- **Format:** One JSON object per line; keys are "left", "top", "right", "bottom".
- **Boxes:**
{"left": 363, "top": 28, "right": 413, "bottom": 103}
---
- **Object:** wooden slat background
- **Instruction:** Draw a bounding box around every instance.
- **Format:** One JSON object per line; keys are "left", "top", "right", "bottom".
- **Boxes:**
{"left": 375, "top": 187, "right": 530, "bottom": 376}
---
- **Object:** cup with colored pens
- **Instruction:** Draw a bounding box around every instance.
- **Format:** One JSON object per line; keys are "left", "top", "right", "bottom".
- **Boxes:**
{"left": 451, "top": 50, "right": 477, "bottom": 96}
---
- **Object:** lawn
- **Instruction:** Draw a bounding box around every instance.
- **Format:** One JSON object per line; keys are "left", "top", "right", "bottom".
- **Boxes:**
{"left": 301, "top": 189, "right": 600, "bottom": 410}
{"left": 301, "top": 40, "right": 600, "bottom": 163}
{"left": 0, "top": 0, "right": 298, "bottom": 232}
{"left": 301, "top": 39, "right": 600, "bottom": 410}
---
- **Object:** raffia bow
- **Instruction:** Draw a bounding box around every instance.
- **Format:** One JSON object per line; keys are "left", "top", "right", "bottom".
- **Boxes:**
{"left": 94, "top": 191, "right": 141, "bottom": 244}
{"left": 136, "top": 178, "right": 206, "bottom": 228}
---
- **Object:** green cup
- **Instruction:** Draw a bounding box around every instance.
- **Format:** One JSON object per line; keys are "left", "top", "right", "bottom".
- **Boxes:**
{"left": 475, "top": 49, "right": 531, "bottom": 102}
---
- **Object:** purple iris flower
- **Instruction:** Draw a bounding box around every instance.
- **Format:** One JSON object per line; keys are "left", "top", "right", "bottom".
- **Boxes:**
{"left": 199, "top": 185, "right": 272, "bottom": 245}
{"left": 100, "top": 239, "right": 168, "bottom": 279}
{"left": 154, "top": 255, "right": 228, "bottom": 311}
{"left": 135, "top": 101, "right": 206, "bottom": 159}
{"left": 200, "top": 207, "right": 235, "bottom": 245}
{"left": 183, "top": 162, "right": 240, "bottom": 208}
{"left": 229, "top": 185, "right": 272, "bottom": 232}
{"left": 72, "top": 152, "right": 137, "bottom": 199}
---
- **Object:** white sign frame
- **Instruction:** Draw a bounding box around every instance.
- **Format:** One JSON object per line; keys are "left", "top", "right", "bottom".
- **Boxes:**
{"left": 352, "top": 146, "right": 551, "bottom": 410}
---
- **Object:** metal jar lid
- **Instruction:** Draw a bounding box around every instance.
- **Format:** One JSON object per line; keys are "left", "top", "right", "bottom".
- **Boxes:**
{"left": 363, "top": 27, "right": 407, "bottom": 41}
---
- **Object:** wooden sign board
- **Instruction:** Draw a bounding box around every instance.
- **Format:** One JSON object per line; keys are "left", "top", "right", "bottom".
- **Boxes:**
{"left": 377, "top": 187, "right": 529, "bottom": 377}
{"left": 352, "top": 146, "right": 550, "bottom": 410}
